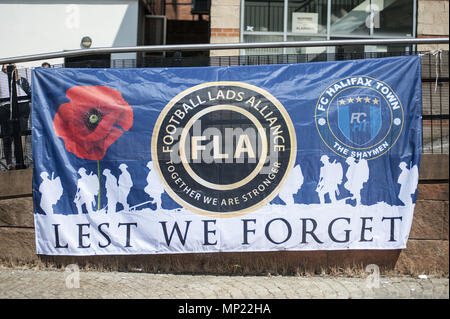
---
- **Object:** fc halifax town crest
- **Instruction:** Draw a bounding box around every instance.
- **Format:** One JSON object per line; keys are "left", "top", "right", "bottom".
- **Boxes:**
{"left": 315, "top": 75, "right": 404, "bottom": 160}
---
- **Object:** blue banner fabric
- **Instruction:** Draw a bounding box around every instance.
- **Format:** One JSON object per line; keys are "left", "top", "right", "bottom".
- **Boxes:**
{"left": 32, "top": 55, "right": 422, "bottom": 255}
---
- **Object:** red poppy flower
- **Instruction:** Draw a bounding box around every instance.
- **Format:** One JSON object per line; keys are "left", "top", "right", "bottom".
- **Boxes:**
{"left": 53, "top": 86, "right": 133, "bottom": 160}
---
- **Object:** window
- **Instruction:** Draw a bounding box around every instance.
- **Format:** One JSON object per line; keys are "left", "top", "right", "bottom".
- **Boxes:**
{"left": 373, "top": 0, "right": 414, "bottom": 37}
{"left": 241, "top": 0, "right": 416, "bottom": 55}
{"left": 330, "top": 0, "right": 370, "bottom": 36}
{"left": 244, "top": 0, "right": 285, "bottom": 32}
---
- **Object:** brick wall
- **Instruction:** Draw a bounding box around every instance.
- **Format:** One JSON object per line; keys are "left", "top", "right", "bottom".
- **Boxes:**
{"left": 417, "top": 0, "right": 449, "bottom": 51}
{"left": 210, "top": 28, "right": 240, "bottom": 38}
{"left": 0, "top": 158, "right": 448, "bottom": 275}
{"left": 165, "top": 0, "right": 209, "bottom": 21}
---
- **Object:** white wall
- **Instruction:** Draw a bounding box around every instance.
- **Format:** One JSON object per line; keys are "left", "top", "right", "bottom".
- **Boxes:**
{"left": 0, "top": 0, "right": 139, "bottom": 68}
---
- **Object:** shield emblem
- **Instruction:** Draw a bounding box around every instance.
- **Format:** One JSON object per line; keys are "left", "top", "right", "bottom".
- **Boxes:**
{"left": 338, "top": 96, "right": 382, "bottom": 146}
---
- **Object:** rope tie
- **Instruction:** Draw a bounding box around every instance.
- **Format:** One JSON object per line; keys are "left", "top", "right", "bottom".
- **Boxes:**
{"left": 419, "top": 49, "right": 443, "bottom": 92}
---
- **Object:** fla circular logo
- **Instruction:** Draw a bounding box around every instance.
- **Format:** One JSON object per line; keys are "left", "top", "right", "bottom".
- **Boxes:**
{"left": 315, "top": 76, "right": 404, "bottom": 160}
{"left": 151, "top": 82, "right": 297, "bottom": 217}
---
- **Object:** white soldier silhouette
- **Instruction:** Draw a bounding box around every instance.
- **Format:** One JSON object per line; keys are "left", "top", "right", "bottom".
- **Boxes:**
{"left": 316, "top": 155, "right": 343, "bottom": 204}
{"left": 103, "top": 169, "right": 119, "bottom": 214}
{"left": 144, "top": 161, "right": 165, "bottom": 209}
{"left": 278, "top": 164, "right": 304, "bottom": 206}
{"left": 118, "top": 163, "right": 133, "bottom": 211}
{"left": 398, "top": 161, "right": 419, "bottom": 206}
{"left": 344, "top": 157, "right": 369, "bottom": 205}
{"left": 74, "top": 167, "right": 98, "bottom": 214}
{"left": 38, "top": 172, "right": 63, "bottom": 214}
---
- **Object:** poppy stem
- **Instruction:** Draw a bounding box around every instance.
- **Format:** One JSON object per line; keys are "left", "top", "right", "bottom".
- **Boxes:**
{"left": 97, "top": 160, "right": 101, "bottom": 211}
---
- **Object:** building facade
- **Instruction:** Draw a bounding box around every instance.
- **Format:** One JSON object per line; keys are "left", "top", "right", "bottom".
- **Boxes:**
{"left": 210, "top": 0, "right": 449, "bottom": 56}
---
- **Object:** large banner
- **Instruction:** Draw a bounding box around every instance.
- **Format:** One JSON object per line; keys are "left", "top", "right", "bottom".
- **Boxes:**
{"left": 32, "top": 56, "right": 422, "bottom": 255}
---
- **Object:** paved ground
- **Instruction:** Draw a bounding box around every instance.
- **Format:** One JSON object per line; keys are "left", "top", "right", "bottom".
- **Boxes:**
{"left": 0, "top": 268, "right": 448, "bottom": 299}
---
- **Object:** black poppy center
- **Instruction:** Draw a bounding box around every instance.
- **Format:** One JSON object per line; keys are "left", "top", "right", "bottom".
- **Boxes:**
{"left": 83, "top": 108, "right": 104, "bottom": 131}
